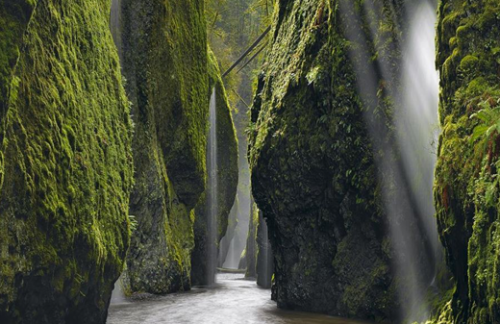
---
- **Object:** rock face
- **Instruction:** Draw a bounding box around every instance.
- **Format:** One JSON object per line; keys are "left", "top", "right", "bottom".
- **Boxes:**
{"left": 432, "top": 1, "right": 500, "bottom": 323}
{"left": 244, "top": 204, "right": 273, "bottom": 288}
{"left": 0, "top": 1, "right": 133, "bottom": 323}
{"left": 245, "top": 202, "right": 259, "bottom": 278}
{"left": 191, "top": 49, "right": 239, "bottom": 286}
{"left": 120, "top": 0, "right": 209, "bottom": 294}
{"left": 248, "top": 0, "right": 433, "bottom": 321}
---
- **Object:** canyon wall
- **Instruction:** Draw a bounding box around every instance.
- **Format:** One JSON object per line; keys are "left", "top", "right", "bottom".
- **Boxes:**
{"left": 249, "top": 0, "right": 433, "bottom": 321}
{"left": 120, "top": 0, "right": 208, "bottom": 294}
{"left": 0, "top": 1, "right": 133, "bottom": 322}
{"left": 432, "top": 0, "right": 500, "bottom": 323}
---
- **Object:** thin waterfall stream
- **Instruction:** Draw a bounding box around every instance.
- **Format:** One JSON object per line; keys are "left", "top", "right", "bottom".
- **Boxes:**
{"left": 207, "top": 87, "right": 219, "bottom": 285}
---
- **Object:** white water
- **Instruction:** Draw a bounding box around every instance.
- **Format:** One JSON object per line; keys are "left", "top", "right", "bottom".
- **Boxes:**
{"left": 206, "top": 88, "right": 218, "bottom": 285}
{"left": 110, "top": 276, "right": 128, "bottom": 305}
{"left": 108, "top": 274, "right": 369, "bottom": 324}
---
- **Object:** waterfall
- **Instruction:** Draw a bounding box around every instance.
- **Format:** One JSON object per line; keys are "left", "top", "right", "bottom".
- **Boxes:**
{"left": 207, "top": 88, "right": 218, "bottom": 285}
{"left": 338, "top": 1, "right": 441, "bottom": 322}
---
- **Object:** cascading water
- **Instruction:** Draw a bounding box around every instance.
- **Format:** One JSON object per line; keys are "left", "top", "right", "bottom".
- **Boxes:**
{"left": 399, "top": 1, "right": 441, "bottom": 281}
{"left": 338, "top": 1, "right": 441, "bottom": 322}
{"left": 206, "top": 87, "right": 219, "bottom": 285}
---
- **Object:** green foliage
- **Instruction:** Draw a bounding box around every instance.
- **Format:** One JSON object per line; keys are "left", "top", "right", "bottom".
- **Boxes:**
{"left": 204, "top": 0, "right": 272, "bottom": 108}
{"left": 432, "top": 0, "right": 500, "bottom": 322}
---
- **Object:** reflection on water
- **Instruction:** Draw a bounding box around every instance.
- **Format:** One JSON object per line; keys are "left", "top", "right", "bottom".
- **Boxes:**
{"left": 108, "top": 274, "right": 372, "bottom": 324}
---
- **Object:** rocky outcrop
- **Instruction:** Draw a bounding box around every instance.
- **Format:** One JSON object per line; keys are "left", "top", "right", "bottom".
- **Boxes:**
{"left": 0, "top": 1, "right": 133, "bottom": 323}
{"left": 120, "top": 0, "right": 209, "bottom": 294}
{"left": 244, "top": 203, "right": 272, "bottom": 288}
{"left": 249, "top": 0, "right": 434, "bottom": 321}
{"left": 191, "top": 49, "right": 239, "bottom": 286}
{"left": 431, "top": 1, "right": 500, "bottom": 323}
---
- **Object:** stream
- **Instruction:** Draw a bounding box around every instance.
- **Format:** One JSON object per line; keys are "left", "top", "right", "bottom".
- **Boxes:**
{"left": 108, "top": 274, "right": 370, "bottom": 324}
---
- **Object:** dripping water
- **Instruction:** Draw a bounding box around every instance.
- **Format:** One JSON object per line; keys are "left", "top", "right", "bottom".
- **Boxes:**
{"left": 207, "top": 87, "right": 218, "bottom": 285}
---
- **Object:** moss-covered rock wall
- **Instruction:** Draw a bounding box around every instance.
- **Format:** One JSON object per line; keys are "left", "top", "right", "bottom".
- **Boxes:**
{"left": 120, "top": 0, "right": 209, "bottom": 294}
{"left": 191, "top": 48, "right": 239, "bottom": 286}
{"left": 431, "top": 0, "right": 500, "bottom": 323}
{"left": 0, "top": 1, "right": 133, "bottom": 322}
{"left": 248, "top": 0, "right": 432, "bottom": 321}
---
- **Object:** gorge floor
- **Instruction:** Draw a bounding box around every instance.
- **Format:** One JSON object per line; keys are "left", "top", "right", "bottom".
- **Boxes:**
{"left": 108, "top": 273, "right": 371, "bottom": 324}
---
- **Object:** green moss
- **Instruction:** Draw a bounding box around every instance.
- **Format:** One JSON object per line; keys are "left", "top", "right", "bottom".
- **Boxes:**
{"left": 459, "top": 55, "right": 479, "bottom": 72}
{"left": 433, "top": 0, "right": 500, "bottom": 322}
{"left": 249, "top": 0, "right": 405, "bottom": 320}
{"left": 0, "top": 0, "right": 133, "bottom": 322}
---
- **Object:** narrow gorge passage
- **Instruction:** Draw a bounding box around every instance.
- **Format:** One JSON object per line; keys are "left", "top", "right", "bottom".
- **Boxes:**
{"left": 2, "top": 0, "right": 500, "bottom": 323}
{"left": 108, "top": 274, "right": 369, "bottom": 324}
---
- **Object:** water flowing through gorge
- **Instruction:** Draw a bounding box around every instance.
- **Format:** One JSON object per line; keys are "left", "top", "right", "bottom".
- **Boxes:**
{"left": 108, "top": 274, "right": 370, "bottom": 324}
